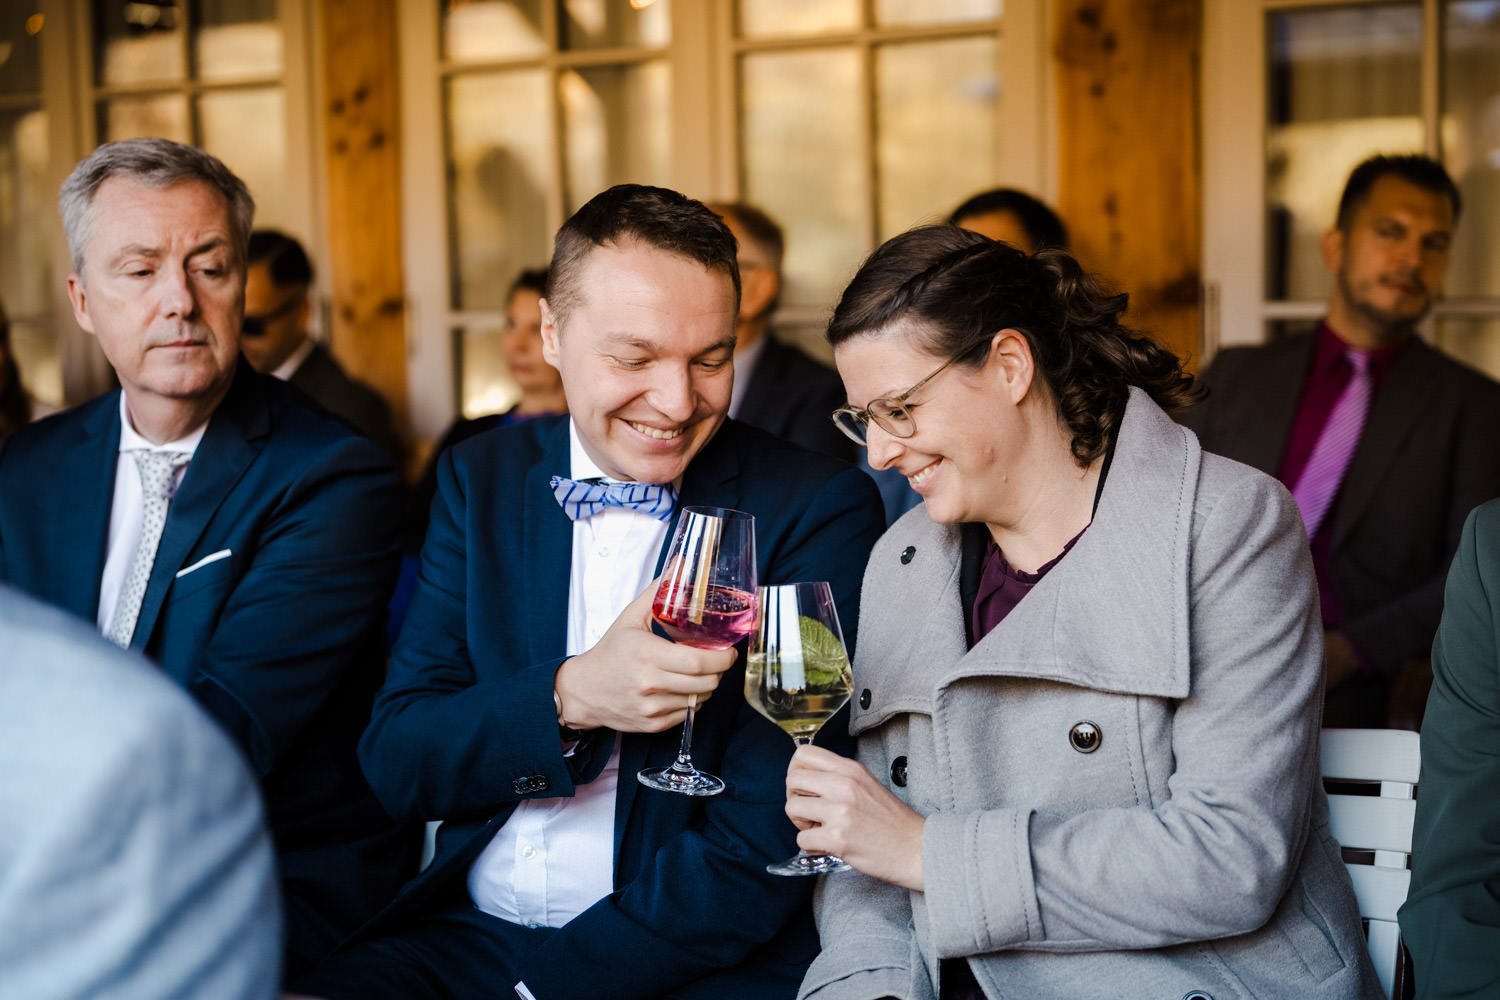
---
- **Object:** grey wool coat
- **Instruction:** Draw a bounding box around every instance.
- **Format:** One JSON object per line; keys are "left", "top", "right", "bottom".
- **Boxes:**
{"left": 801, "top": 389, "right": 1382, "bottom": 1000}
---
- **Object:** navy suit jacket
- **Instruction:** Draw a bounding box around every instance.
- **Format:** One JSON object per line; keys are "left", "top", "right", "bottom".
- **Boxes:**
{"left": 1180, "top": 332, "right": 1500, "bottom": 675}
{"left": 358, "top": 416, "right": 886, "bottom": 999}
{"left": 737, "top": 335, "right": 856, "bottom": 464}
{"left": 0, "top": 361, "right": 413, "bottom": 973}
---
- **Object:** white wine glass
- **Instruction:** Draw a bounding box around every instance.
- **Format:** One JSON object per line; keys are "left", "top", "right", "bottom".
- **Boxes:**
{"left": 746, "top": 581, "right": 854, "bottom": 875}
{"left": 639, "top": 506, "right": 758, "bottom": 796}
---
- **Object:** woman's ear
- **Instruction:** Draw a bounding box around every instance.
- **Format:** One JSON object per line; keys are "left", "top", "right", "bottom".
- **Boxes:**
{"left": 989, "top": 328, "right": 1035, "bottom": 404}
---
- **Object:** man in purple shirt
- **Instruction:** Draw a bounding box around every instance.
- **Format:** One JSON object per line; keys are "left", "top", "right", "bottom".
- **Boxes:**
{"left": 1181, "top": 153, "right": 1500, "bottom": 728}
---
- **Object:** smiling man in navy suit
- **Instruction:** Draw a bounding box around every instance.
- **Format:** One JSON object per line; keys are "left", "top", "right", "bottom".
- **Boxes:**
{"left": 293, "top": 184, "right": 886, "bottom": 1000}
{"left": 0, "top": 138, "right": 412, "bottom": 978}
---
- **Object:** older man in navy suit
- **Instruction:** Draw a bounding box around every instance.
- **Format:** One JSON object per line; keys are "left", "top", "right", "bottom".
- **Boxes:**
{"left": 294, "top": 185, "right": 885, "bottom": 1000}
{"left": 0, "top": 138, "right": 412, "bottom": 977}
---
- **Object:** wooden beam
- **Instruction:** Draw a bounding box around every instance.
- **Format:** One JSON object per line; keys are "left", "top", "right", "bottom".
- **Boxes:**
{"left": 1055, "top": 0, "right": 1203, "bottom": 367}
{"left": 319, "top": 0, "right": 409, "bottom": 457}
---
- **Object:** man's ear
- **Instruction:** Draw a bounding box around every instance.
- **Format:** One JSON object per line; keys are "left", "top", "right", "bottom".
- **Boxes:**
{"left": 1320, "top": 226, "right": 1344, "bottom": 277}
{"left": 66, "top": 273, "right": 96, "bottom": 336}
{"left": 539, "top": 297, "right": 561, "bottom": 367}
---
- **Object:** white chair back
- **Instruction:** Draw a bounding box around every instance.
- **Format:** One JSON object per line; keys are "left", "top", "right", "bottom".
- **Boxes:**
{"left": 1320, "top": 728, "right": 1420, "bottom": 1000}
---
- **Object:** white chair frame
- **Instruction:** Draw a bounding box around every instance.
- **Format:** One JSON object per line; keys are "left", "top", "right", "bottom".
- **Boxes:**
{"left": 1321, "top": 728, "right": 1421, "bottom": 1000}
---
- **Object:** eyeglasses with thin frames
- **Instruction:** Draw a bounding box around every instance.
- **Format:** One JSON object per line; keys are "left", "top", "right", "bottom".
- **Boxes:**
{"left": 830, "top": 354, "right": 961, "bottom": 445}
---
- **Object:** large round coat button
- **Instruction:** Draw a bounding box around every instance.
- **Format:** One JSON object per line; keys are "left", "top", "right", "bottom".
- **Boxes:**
{"left": 859, "top": 688, "right": 872, "bottom": 709}
{"left": 1182, "top": 992, "right": 1214, "bottom": 1000}
{"left": 900, "top": 546, "right": 916, "bottom": 564}
{"left": 1069, "top": 720, "right": 1101, "bottom": 753}
{"left": 890, "top": 756, "right": 908, "bottom": 787}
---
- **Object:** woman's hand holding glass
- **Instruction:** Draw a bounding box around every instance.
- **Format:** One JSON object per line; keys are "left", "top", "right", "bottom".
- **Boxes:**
{"left": 784, "top": 745, "right": 927, "bottom": 891}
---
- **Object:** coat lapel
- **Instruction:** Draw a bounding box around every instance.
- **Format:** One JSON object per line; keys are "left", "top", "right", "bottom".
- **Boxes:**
{"left": 523, "top": 421, "right": 575, "bottom": 668}
{"left": 1332, "top": 339, "right": 1436, "bottom": 549}
{"left": 1243, "top": 334, "right": 1314, "bottom": 476}
{"left": 131, "top": 366, "right": 266, "bottom": 659}
{"left": 53, "top": 395, "right": 121, "bottom": 623}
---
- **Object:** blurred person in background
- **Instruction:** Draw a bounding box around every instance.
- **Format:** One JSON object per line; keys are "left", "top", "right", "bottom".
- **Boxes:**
{"left": 948, "top": 187, "right": 1069, "bottom": 253}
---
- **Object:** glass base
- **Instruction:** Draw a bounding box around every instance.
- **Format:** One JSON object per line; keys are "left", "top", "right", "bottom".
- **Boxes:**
{"left": 767, "top": 851, "right": 853, "bottom": 876}
{"left": 637, "top": 765, "right": 725, "bottom": 797}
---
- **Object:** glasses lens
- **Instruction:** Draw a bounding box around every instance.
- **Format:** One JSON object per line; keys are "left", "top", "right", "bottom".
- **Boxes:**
{"left": 831, "top": 409, "right": 868, "bottom": 445}
{"left": 868, "top": 400, "right": 916, "bottom": 439}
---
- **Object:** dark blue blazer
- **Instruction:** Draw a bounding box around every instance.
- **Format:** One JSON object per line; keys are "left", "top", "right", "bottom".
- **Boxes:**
{"left": 0, "top": 361, "right": 413, "bottom": 973}
{"left": 358, "top": 416, "right": 887, "bottom": 999}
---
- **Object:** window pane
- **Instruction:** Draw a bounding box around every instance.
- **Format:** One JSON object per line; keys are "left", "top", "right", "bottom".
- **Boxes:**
{"left": 0, "top": 9, "right": 45, "bottom": 94}
{"left": 9, "top": 317, "right": 63, "bottom": 410}
{"left": 874, "top": 0, "right": 1000, "bottom": 29}
{"left": 442, "top": 0, "right": 546, "bottom": 62}
{"left": 560, "top": 61, "right": 671, "bottom": 211}
{"left": 194, "top": 0, "right": 282, "bottom": 80}
{"left": 1265, "top": 4, "right": 1422, "bottom": 302}
{"left": 875, "top": 36, "right": 998, "bottom": 238}
{"left": 741, "top": 47, "right": 863, "bottom": 311}
{"left": 99, "top": 93, "right": 191, "bottom": 142}
{"left": 94, "top": 0, "right": 186, "bottom": 85}
{"left": 199, "top": 88, "right": 286, "bottom": 227}
{"left": 1438, "top": 315, "right": 1500, "bottom": 379}
{"left": 0, "top": 107, "right": 51, "bottom": 316}
{"left": 737, "top": 0, "right": 858, "bottom": 38}
{"left": 1443, "top": 1, "right": 1500, "bottom": 298}
{"left": 455, "top": 323, "right": 521, "bottom": 417}
{"left": 561, "top": 0, "right": 670, "bottom": 51}
{"left": 446, "top": 69, "right": 554, "bottom": 311}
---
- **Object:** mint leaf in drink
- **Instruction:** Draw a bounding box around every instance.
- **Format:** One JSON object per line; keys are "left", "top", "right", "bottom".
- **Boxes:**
{"left": 798, "top": 616, "right": 849, "bottom": 687}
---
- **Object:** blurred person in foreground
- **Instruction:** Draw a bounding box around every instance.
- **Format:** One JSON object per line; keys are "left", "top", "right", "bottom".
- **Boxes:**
{"left": 1399, "top": 497, "right": 1500, "bottom": 998}
{"left": 241, "top": 229, "right": 402, "bottom": 459}
{"left": 0, "top": 583, "right": 280, "bottom": 1000}
{"left": 293, "top": 184, "right": 886, "bottom": 1000}
{"left": 0, "top": 137, "right": 412, "bottom": 978}
{"left": 785, "top": 226, "right": 1380, "bottom": 1000}
{"left": 1180, "top": 153, "right": 1500, "bottom": 729}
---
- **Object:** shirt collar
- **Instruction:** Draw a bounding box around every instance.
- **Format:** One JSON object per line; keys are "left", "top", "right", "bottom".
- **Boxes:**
{"left": 271, "top": 336, "right": 316, "bottom": 381}
{"left": 1314, "top": 320, "right": 1408, "bottom": 378}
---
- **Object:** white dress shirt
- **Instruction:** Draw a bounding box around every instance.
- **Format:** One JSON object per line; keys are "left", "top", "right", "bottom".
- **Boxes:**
{"left": 96, "top": 394, "right": 207, "bottom": 633}
{"left": 468, "top": 419, "right": 670, "bottom": 929}
{"left": 269, "top": 335, "right": 315, "bottom": 381}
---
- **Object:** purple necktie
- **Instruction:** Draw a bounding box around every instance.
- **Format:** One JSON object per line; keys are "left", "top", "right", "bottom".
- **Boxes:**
{"left": 1292, "top": 350, "right": 1372, "bottom": 538}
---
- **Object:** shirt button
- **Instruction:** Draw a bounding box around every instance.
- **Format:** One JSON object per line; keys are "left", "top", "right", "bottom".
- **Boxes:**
{"left": 521, "top": 844, "right": 537, "bottom": 860}
{"left": 597, "top": 546, "right": 610, "bottom": 558}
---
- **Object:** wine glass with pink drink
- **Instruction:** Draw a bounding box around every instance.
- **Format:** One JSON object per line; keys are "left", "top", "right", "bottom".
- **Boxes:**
{"left": 638, "top": 506, "right": 758, "bottom": 796}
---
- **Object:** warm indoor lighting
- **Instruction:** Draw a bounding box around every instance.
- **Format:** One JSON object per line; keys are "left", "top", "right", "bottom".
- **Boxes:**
{"left": 629, "top": 0, "right": 656, "bottom": 9}
{"left": 26, "top": 13, "right": 45, "bottom": 35}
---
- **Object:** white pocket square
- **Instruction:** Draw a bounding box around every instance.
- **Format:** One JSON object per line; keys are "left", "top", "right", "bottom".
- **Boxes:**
{"left": 176, "top": 549, "right": 232, "bottom": 578}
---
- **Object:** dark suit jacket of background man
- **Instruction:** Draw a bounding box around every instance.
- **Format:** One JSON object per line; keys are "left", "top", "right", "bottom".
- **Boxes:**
{"left": 1180, "top": 331, "right": 1500, "bottom": 720}
{"left": 736, "top": 334, "right": 856, "bottom": 464}
{"left": 0, "top": 359, "right": 415, "bottom": 974}
{"left": 353, "top": 415, "right": 886, "bottom": 999}
{"left": 289, "top": 340, "right": 403, "bottom": 460}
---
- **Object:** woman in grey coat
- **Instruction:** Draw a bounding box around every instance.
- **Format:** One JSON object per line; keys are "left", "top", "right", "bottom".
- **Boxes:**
{"left": 784, "top": 227, "right": 1381, "bottom": 1000}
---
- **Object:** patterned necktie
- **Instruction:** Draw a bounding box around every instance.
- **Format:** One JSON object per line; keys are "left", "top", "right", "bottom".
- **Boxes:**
{"left": 1292, "top": 350, "right": 1372, "bottom": 538}
{"left": 549, "top": 475, "right": 677, "bottom": 522}
{"left": 106, "top": 449, "right": 191, "bottom": 648}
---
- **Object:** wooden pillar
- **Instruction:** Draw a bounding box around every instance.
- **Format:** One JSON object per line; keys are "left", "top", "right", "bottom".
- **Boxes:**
{"left": 320, "top": 0, "right": 409, "bottom": 453}
{"left": 1054, "top": 0, "right": 1203, "bottom": 366}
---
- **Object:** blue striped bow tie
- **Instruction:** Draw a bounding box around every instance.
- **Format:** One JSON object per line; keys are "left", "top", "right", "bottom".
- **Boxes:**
{"left": 549, "top": 476, "right": 678, "bottom": 522}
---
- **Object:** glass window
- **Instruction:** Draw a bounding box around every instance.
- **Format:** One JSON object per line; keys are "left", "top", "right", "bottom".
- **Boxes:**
{"left": 455, "top": 323, "right": 521, "bottom": 416}
{"left": 0, "top": 10, "right": 45, "bottom": 94}
{"left": 446, "top": 69, "right": 554, "bottom": 311}
{"left": 199, "top": 88, "right": 287, "bottom": 227}
{"left": 195, "top": 0, "right": 283, "bottom": 80}
{"left": 94, "top": 0, "right": 187, "bottom": 85}
{"left": 99, "top": 92, "right": 191, "bottom": 143}
{"left": 561, "top": 61, "right": 672, "bottom": 210}
{"left": 0, "top": 105, "right": 59, "bottom": 405}
{"left": 1265, "top": 4, "right": 1423, "bottom": 303}
{"left": 875, "top": 36, "right": 998, "bottom": 238}
{"left": 561, "top": 0, "right": 670, "bottom": 50}
{"left": 1442, "top": 0, "right": 1500, "bottom": 299}
{"left": 443, "top": 0, "right": 548, "bottom": 62}
{"left": 741, "top": 47, "right": 863, "bottom": 311}
{"left": 874, "top": 0, "right": 1002, "bottom": 29}
{"left": 737, "top": 0, "right": 859, "bottom": 38}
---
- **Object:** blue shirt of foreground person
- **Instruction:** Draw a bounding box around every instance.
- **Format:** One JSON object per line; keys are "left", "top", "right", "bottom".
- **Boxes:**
{"left": 293, "top": 184, "right": 886, "bottom": 1000}
{"left": 0, "top": 584, "right": 280, "bottom": 1000}
{"left": 1400, "top": 497, "right": 1500, "bottom": 998}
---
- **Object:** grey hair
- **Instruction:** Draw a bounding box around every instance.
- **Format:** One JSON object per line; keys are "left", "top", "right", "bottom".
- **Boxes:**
{"left": 59, "top": 138, "right": 255, "bottom": 275}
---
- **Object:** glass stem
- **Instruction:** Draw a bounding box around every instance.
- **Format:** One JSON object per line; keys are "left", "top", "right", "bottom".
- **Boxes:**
{"left": 671, "top": 702, "right": 698, "bottom": 772}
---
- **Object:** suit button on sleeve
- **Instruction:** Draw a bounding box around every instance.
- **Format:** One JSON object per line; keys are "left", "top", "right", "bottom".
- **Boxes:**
{"left": 511, "top": 775, "right": 551, "bottom": 795}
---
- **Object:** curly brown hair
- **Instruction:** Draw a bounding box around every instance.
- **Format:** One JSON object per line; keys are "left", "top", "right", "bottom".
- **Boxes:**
{"left": 827, "top": 226, "right": 1202, "bottom": 465}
